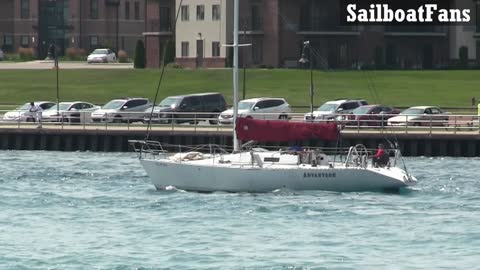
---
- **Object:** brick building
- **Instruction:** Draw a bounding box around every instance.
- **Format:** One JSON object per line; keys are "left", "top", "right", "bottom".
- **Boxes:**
{"left": 0, "top": 0, "right": 145, "bottom": 58}
{"left": 145, "top": 0, "right": 480, "bottom": 69}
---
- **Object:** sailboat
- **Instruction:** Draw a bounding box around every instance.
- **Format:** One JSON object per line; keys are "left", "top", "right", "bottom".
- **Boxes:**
{"left": 130, "top": 0, "right": 417, "bottom": 193}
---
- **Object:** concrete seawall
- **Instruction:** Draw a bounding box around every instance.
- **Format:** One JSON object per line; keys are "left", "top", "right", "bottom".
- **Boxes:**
{"left": 0, "top": 126, "right": 479, "bottom": 157}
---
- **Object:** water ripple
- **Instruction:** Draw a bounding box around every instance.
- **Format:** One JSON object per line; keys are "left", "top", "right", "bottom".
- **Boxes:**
{"left": 0, "top": 152, "right": 479, "bottom": 269}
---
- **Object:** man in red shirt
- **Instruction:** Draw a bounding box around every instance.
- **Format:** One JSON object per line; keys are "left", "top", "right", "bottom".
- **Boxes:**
{"left": 373, "top": 143, "right": 387, "bottom": 167}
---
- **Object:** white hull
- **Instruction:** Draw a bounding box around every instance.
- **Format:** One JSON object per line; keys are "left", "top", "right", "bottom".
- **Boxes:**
{"left": 140, "top": 153, "right": 416, "bottom": 193}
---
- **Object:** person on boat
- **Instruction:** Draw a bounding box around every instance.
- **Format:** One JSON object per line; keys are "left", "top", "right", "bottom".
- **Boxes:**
{"left": 29, "top": 101, "right": 43, "bottom": 128}
{"left": 373, "top": 143, "right": 389, "bottom": 167}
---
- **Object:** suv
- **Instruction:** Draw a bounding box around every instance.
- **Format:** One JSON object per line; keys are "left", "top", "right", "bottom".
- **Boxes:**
{"left": 304, "top": 99, "right": 368, "bottom": 121}
{"left": 218, "top": 97, "right": 291, "bottom": 125}
{"left": 144, "top": 93, "right": 227, "bottom": 125}
{"left": 91, "top": 97, "right": 152, "bottom": 123}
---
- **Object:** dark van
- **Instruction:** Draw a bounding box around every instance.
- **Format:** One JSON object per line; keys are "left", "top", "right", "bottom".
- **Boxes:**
{"left": 144, "top": 92, "right": 227, "bottom": 124}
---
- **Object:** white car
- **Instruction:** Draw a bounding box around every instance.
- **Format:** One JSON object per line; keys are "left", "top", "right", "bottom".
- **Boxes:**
{"left": 304, "top": 99, "right": 368, "bottom": 121}
{"left": 387, "top": 106, "right": 449, "bottom": 127}
{"left": 42, "top": 101, "right": 100, "bottom": 123}
{"left": 87, "top": 48, "right": 116, "bottom": 63}
{"left": 91, "top": 98, "right": 152, "bottom": 123}
{"left": 218, "top": 97, "right": 291, "bottom": 125}
{"left": 2, "top": 101, "right": 55, "bottom": 122}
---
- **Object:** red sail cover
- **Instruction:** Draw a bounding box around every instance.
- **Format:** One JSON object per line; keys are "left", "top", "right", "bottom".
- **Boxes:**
{"left": 235, "top": 118, "right": 339, "bottom": 142}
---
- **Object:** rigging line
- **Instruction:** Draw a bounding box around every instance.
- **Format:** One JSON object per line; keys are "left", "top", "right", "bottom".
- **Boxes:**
{"left": 365, "top": 69, "right": 381, "bottom": 104}
{"left": 361, "top": 69, "right": 377, "bottom": 104}
{"left": 145, "top": 0, "right": 184, "bottom": 141}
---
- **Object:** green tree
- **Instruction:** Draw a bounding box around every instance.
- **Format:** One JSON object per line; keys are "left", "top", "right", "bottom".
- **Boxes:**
{"left": 134, "top": 39, "right": 146, "bottom": 69}
{"left": 459, "top": 46, "right": 468, "bottom": 69}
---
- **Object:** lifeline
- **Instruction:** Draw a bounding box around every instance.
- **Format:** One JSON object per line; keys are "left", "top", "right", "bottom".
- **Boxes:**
{"left": 346, "top": 4, "right": 471, "bottom": 23}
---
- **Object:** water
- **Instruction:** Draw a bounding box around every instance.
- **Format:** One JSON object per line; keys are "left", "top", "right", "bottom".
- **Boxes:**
{"left": 1, "top": 151, "right": 479, "bottom": 269}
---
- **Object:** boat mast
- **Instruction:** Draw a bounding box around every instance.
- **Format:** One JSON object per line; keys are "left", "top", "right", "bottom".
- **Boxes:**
{"left": 232, "top": 0, "right": 240, "bottom": 152}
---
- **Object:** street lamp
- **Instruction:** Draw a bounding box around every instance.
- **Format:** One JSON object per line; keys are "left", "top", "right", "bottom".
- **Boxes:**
{"left": 299, "top": 40, "right": 314, "bottom": 120}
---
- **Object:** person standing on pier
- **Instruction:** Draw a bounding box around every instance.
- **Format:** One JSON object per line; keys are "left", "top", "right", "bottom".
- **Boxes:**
{"left": 29, "top": 102, "right": 43, "bottom": 128}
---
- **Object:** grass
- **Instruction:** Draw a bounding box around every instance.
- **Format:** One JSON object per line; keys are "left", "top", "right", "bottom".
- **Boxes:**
{"left": 0, "top": 68, "right": 478, "bottom": 111}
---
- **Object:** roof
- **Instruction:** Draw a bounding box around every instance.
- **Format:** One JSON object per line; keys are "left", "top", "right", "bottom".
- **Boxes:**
{"left": 325, "top": 99, "right": 366, "bottom": 104}
{"left": 407, "top": 106, "right": 438, "bottom": 109}
{"left": 241, "top": 97, "right": 285, "bottom": 103}
{"left": 167, "top": 92, "right": 223, "bottom": 99}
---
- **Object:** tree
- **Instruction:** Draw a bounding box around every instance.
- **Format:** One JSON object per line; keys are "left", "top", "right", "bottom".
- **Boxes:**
{"left": 459, "top": 46, "right": 468, "bottom": 69}
{"left": 134, "top": 39, "right": 146, "bottom": 69}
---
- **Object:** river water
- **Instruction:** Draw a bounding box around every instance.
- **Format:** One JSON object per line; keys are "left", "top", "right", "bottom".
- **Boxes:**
{"left": 0, "top": 151, "right": 478, "bottom": 269}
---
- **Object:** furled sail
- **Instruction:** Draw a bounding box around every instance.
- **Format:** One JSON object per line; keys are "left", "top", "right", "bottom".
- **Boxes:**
{"left": 235, "top": 118, "right": 339, "bottom": 142}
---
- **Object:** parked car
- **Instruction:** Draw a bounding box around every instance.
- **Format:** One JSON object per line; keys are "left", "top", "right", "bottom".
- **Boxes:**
{"left": 144, "top": 93, "right": 227, "bottom": 125}
{"left": 341, "top": 105, "right": 400, "bottom": 126}
{"left": 2, "top": 101, "right": 55, "bottom": 122}
{"left": 91, "top": 97, "right": 152, "bottom": 123}
{"left": 218, "top": 97, "right": 291, "bottom": 125}
{"left": 42, "top": 101, "right": 100, "bottom": 123}
{"left": 87, "top": 48, "right": 116, "bottom": 63}
{"left": 0, "top": 49, "right": 4, "bottom": 61}
{"left": 304, "top": 99, "right": 368, "bottom": 121}
{"left": 387, "top": 106, "right": 449, "bottom": 127}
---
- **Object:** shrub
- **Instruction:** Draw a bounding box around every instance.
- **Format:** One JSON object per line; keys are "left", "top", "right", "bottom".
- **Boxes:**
{"left": 64, "top": 47, "right": 87, "bottom": 61}
{"left": 163, "top": 39, "right": 175, "bottom": 64}
{"left": 118, "top": 50, "right": 129, "bottom": 63}
{"left": 134, "top": 39, "right": 146, "bottom": 69}
{"left": 459, "top": 46, "right": 468, "bottom": 69}
{"left": 166, "top": 62, "right": 183, "bottom": 69}
{"left": 18, "top": 47, "right": 35, "bottom": 61}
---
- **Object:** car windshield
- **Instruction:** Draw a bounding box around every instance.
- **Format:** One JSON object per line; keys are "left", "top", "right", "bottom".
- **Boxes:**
{"left": 238, "top": 101, "right": 255, "bottom": 110}
{"left": 91, "top": 49, "right": 108, "bottom": 55}
{"left": 102, "top": 100, "right": 125, "bottom": 109}
{"left": 158, "top": 97, "right": 180, "bottom": 107}
{"left": 400, "top": 108, "right": 424, "bottom": 115}
{"left": 48, "top": 103, "right": 73, "bottom": 111}
{"left": 17, "top": 103, "right": 33, "bottom": 110}
{"left": 352, "top": 106, "right": 371, "bottom": 115}
{"left": 316, "top": 103, "right": 338, "bottom": 112}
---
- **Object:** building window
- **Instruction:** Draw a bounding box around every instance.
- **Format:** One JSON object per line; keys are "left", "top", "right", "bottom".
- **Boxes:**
{"left": 125, "top": 1, "right": 130, "bottom": 20}
{"left": 181, "top": 42, "right": 189, "bottom": 57}
{"left": 212, "top": 41, "right": 220, "bottom": 57}
{"left": 21, "top": 36, "right": 29, "bottom": 47}
{"left": 90, "top": 36, "right": 98, "bottom": 49}
{"left": 252, "top": 39, "right": 263, "bottom": 64}
{"left": 90, "top": 0, "right": 98, "bottom": 19}
{"left": 181, "top": 5, "right": 189, "bottom": 21}
{"left": 250, "top": 2, "right": 263, "bottom": 31}
{"left": 159, "top": 7, "right": 171, "bottom": 31}
{"left": 4, "top": 35, "right": 13, "bottom": 46}
{"left": 134, "top": 1, "right": 140, "bottom": 20}
{"left": 196, "top": 5, "right": 205, "bottom": 21}
{"left": 212, "top": 5, "right": 221, "bottom": 21}
{"left": 21, "top": 0, "right": 29, "bottom": 19}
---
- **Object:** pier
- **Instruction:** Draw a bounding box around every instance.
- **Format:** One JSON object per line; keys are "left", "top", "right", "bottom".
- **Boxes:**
{"left": 0, "top": 124, "right": 478, "bottom": 156}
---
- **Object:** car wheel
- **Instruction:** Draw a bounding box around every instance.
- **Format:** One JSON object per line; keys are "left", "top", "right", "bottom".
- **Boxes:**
{"left": 209, "top": 119, "right": 218, "bottom": 125}
{"left": 279, "top": 115, "right": 288, "bottom": 120}
{"left": 413, "top": 122, "right": 421, "bottom": 127}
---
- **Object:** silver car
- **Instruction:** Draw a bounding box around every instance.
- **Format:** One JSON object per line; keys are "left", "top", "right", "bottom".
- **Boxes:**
{"left": 42, "top": 101, "right": 100, "bottom": 123}
{"left": 91, "top": 98, "right": 152, "bottom": 123}
{"left": 2, "top": 101, "right": 55, "bottom": 122}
